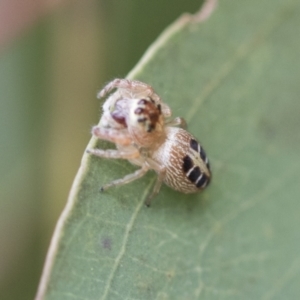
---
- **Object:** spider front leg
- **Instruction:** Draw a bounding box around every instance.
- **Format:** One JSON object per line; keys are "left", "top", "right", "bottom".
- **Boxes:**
{"left": 91, "top": 126, "right": 132, "bottom": 145}
{"left": 97, "top": 78, "right": 129, "bottom": 99}
{"left": 144, "top": 158, "right": 166, "bottom": 207}
{"left": 97, "top": 78, "right": 155, "bottom": 99}
{"left": 87, "top": 126, "right": 140, "bottom": 159}
{"left": 86, "top": 148, "right": 139, "bottom": 159}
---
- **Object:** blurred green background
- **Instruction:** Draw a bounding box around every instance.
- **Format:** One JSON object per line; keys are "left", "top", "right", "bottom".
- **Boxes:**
{"left": 0, "top": 1, "right": 202, "bottom": 299}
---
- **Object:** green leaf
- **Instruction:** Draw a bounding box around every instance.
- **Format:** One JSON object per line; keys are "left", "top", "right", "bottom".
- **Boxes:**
{"left": 36, "top": 0, "right": 300, "bottom": 299}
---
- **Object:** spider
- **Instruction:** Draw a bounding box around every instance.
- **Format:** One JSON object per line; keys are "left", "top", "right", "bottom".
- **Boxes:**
{"left": 87, "top": 79, "right": 211, "bottom": 206}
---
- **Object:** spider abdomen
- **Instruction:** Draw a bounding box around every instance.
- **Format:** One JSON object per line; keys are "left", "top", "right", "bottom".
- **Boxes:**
{"left": 152, "top": 127, "right": 211, "bottom": 194}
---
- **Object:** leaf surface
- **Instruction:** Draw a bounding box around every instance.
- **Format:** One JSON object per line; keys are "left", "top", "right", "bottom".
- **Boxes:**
{"left": 37, "top": 1, "right": 300, "bottom": 299}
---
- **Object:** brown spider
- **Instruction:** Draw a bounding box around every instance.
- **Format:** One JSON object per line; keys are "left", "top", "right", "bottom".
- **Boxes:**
{"left": 87, "top": 79, "right": 211, "bottom": 206}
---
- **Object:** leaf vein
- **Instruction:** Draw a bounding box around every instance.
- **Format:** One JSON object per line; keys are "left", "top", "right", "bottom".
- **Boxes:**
{"left": 100, "top": 181, "right": 154, "bottom": 300}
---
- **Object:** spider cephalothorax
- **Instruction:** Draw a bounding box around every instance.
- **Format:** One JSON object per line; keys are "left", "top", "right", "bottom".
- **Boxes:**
{"left": 98, "top": 78, "right": 171, "bottom": 130}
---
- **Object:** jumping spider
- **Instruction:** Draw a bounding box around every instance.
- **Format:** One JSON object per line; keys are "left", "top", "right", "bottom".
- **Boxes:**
{"left": 87, "top": 79, "right": 211, "bottom": 206}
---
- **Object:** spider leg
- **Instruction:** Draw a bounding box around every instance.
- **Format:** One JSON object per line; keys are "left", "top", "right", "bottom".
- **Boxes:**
{"left": 165, "top": 117, "right": 187, "bottom": 129}
{"left": 101, "top": 164, "right": 149, "bottom": 191}
{"left": 86, "top": 148, "right": 139, "bottom": 159}
{"left": 91, "top": 126, "right": 132, "bottom": 145}
{"left": 161, "top": 103, "right": 172, "bottom": 118}
{"left": 97, "top": 78, "right": 129, "bottom": 99}
{"left": 144, "top": 158, "right": 166, "bottom": 207}
{"left": 98, "top": 79, "right": 152, "bottom": 99}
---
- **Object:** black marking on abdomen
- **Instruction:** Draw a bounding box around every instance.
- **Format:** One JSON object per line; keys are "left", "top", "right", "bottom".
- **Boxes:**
{"left": 190, "top": 139, "right": 199, "bottom": 152}
{"left": 199, "top": 147, "right": 207, "bottom": 162}
{"left": 188, "top": 166, "right": 201, "bottom": 183}
{"left": 183, "top": 155, "right": 193, "bottom": 173}
{"left": 190, "top": 138, "right": 210, "bottom": 170}
{"left": 199, "top": 145, "right": 210, "bottom": 171}
{"left": 196, "top": 173, "right": 209, "bottom": 188}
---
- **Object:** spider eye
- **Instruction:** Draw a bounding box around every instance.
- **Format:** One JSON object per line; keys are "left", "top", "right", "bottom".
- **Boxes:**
{"left": 134, "top": 107, "right": 144, "bottom": 114}
{"left": 111, "top": 111, "right": 126, "bottom": 126}
{"left": 138, "top": 99, "right": 147, "bottom": 105}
